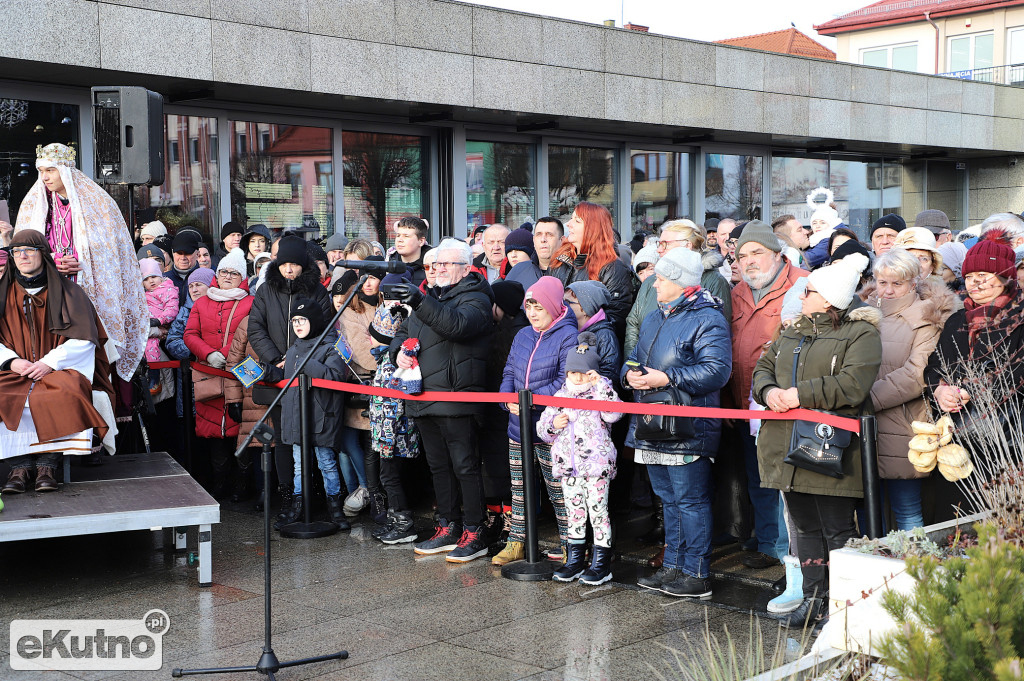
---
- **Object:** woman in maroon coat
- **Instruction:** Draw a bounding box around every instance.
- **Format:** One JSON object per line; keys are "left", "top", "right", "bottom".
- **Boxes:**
{"left": 184, "top": 248, "right": 253, "bottom": 498}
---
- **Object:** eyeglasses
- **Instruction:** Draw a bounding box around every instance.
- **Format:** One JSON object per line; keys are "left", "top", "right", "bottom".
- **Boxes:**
{"left": 424, "top": 263, "right": 436, "bottom": 271}
{"left": 217, "top": 270, "right": 242, "bottom": 278}
{"left": 802, "top": 286, "right": 819, "bottom": 297}
{"left": 433, "top": 261, "right": 467, "bottom": 269}
{"left": 725, "top": 238, "right": 738, "bottom": 247}
{"left": 11, "top": 247, "right": 40, "bottom": 257}
{"left": 291, "top": 318, "right": 309, "bottom": 325}
{"left": 657, "top": 239, "right": 685, "bottom": 248}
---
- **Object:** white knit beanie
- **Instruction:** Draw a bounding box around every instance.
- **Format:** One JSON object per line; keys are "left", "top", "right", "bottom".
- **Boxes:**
{"left": 654, "top": 247, "right": 702, "bottom": 288}
{"left": 217, "top": 247, "right": 247, "bottom": 276}
{"left": 807, "top": 252, "right": 869, "bottom": 310}
{"left": 810, "top": 206, "right": 842, "bottom": 230}
{"left": 140, "top": 220, "right": 168, "bottom": 239}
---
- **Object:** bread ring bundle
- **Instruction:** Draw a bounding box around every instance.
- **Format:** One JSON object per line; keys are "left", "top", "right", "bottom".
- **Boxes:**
{"left": 908, "top": 416, "right": 971, "bottom": 480}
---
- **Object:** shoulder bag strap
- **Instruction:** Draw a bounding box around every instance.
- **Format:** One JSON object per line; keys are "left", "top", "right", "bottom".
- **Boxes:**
{"left": 221, "top": 299, "right": 242, "bottom": 348}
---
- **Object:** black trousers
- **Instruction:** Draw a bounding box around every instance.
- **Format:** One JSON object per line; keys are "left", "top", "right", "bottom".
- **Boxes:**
{"left": 783, "top": 491, "right": 858, "bottom": 600}
{"left": 417, "top": 415, "right": 486, "bottom": 527}
{"left": 478, "top": 408, "right": 512, "bottom": 505}
{"left": 379, "top": 457, "right": 408, "bottom": 512}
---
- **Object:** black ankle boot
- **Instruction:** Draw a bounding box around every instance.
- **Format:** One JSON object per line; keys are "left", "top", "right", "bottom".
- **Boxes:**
{"left": 552, "top": 542, "right": 588, "bottom": 582}
{"left": 274, "top": 495, "right": 303, "bottom": 530}
{"left": 579, "top": 545, "right": 614, "bottom": 586}
{"left": 326, "top": 494, "right": 351, "bottom": 530}
{"left": 638, "top": 503, "right": 664, "bottom": 544}
{"left": 275, "top": 485, "right": 293, "bottom": 522}
{"left": 779, "top": 596, "right": 825, "bottom": 629}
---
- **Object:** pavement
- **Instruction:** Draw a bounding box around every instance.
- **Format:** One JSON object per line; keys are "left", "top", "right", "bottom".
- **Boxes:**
{"left": 0, "top": 490, "right": 806, "bottom": 681}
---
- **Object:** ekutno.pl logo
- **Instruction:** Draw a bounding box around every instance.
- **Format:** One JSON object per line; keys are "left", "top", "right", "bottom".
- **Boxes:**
{"left": 10, "top": 609, "right": 170, "bottom": 671}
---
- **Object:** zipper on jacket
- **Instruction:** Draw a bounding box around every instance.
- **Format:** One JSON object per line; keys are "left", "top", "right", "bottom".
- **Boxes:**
{"left": 524, "top": 314, "right": 564, "bottom": 389}
{"left": 830, "top": 355, "right": 837, "bottom": 375}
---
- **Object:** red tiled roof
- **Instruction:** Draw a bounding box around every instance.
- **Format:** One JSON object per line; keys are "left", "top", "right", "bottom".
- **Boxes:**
{"left": 816, "top": 0, "right": 1024, "bottom": 36}
{"left": 715, "top": 28, "right": 837, "bottom": 60}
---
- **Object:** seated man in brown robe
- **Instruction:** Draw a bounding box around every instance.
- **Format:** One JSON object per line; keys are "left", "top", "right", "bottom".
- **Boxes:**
{"left": 0, "top": 230, "right": 114, "bottom": 493}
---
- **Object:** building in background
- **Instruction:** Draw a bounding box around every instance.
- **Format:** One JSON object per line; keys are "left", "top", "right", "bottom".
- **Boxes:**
{"left": 716, "top": 27, "right": 836, "bottom": 60}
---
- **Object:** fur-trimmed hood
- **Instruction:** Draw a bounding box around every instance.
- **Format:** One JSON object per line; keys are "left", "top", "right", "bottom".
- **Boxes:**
{"left": 845, "top": 299, "right": 882, "bottom": 327}
{"left": 860, "top": 275, "right": 961, "bottom": 330}
{"left": 264, "top": 263, "right": 323, "bottom": 296}
{"left": 702, "top": 249, "right": 724, "bottom": 272}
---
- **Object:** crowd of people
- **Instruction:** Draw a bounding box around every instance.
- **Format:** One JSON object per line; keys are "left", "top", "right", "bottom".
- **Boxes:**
{"left": 4, "top": 146, "right": 1023, "bottom": 630}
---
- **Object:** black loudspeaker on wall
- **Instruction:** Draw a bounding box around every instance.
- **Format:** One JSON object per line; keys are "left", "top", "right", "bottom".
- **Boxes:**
{"left": 91, "top": 86, "right": 164, "bottom": 186}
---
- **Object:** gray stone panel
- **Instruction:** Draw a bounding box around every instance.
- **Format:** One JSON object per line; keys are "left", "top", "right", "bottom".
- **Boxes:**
{"left": 994, "top": 116, "right": 1024, "bottom": 152}
{"left": 604, "top": 29, "right": 662, "bottom": 79}
{"left": 715, "top": 46, "right": 764, "bottom": 91}
{"left": 763, "top": 93, "right": 808, "bottom": 137}
{"left": 99, "top": 4, "right": 213, "bottom": 80}
{"left": 472, "top": 6, "right": 542, "bottom": 62}
{"left": 850, "top": 66, "right": 890, "bottom": 105}
{"left": 888, "top": 107, "right": 928, "bottom": 147}
{"left": 211, "top": 0, "right": 307, "bottom": 32}
{"left": 809, "top": 60, "right": 851, "bottom": 102}
{"left": 925, "top": 110, "right": 961, "bottom": 148}
{"left": 540, "top": 66, "right": 605, "bottom": 120}
{"left": 850, "top": 102, "right": 890, "bottom": 143}
{"left": 713, "top": 87, "right": 764, "bottom": 133}
{"left": 662, "top": 81, "right": 714, "bottom": 128}
{"left": 212, "top": 21, "right": 311, "bottom": 91}
{"left": 99, "top": 0, "right": 211, "bottom": 16}
{"left": 993, "top": 84, "right": 1024, "bottom": 119}
{"left": 309, "top": 0, "right": 395, "bottom": 42}
{"left": 961, "top": 113, "right": 994, "bottom": 150}
{"left": 541, "top": 19, "right": 604, "bottom": 71}
{"left": 926, "top": 76, "right": 963, "bottom": 113}
{"left": 662, "top": 38, "right": 715, "bottom": 85}
{"left": 888, "top": 71, "right": 929, "bottom": 109}
{"left": 1, "top": 0, "right": 100, "bottom": 67}
{"left": 961, "top": 80, "right": 995, "bottom": 116}
{"left": 395, "top": 46, "right": 473, "bottom": 105}
{"left": 394, "top": 0, "right": 473, "bottom": 54}
{"left": 605, "top": 74, "right": 662, "bottom": 124}
{"left": 310, "top": 35, "right": 396, "bottom": 99}
{"left": 808, "top": 98, "right": 851, "bottom": 140}
{"left": 763, "top": 55, "right": 809, "bottom": 97}
{"left": 473, "top": 57, "right": 545, "bottom": 113}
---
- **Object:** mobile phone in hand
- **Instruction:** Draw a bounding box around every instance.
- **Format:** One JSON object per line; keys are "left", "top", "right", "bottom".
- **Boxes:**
{"left": 625, "top": 360, "right": 648, "bottom": 375}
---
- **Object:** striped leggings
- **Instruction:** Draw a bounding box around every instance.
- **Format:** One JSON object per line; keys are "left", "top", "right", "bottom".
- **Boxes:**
{"left": 508, "top": 439, "right": 567, "bottom": 546}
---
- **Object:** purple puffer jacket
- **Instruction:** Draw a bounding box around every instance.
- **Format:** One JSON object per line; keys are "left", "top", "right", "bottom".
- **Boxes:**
{"left": 500, "top": 309, "right": 578, "bottom": 443}
{"left": 538, "top": 376, "right": 623, "bottom": 479}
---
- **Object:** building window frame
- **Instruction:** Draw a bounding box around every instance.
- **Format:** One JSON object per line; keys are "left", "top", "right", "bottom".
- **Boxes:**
{"left": 947, "top": 30, "right": 995, "bottom": 73}
{"left": 859, "top": 41, "right": 919, "bottom": 71}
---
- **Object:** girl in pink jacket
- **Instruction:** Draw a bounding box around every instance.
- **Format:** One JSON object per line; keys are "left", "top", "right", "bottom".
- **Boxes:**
{"left": 141, "top": 258, "right": 179, "bottom": 393}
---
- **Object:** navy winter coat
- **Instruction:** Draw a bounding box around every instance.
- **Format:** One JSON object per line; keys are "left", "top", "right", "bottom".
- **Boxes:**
{"left": 500, "top": 309, "right": 578, "bottom": 443}
{"left": 623, "top": 290, "right": 732, "bottom": 459}
{"left": 266, "top": 331, "right": 347, "bottom": 448}
{"left": 580, "top": 310, "right": 621, "bottom": 388}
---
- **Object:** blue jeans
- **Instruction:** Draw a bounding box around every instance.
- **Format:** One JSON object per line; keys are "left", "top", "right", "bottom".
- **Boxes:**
{"left": 886, "top": 478, "right": 924, "bottom": 531}
{"left": 336, "top": 426, "right": 367, "bottom": 492}
{"left": 292, "top": 445, "right": 342, "bottom": 496}
{"left": 742, "top": 429, "right": 789, "bottom": 558}
{"left": 647, "top": 457, "right": 713, "bottom": 579}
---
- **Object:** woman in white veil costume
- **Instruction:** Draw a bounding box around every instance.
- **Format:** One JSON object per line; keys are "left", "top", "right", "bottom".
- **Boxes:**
{"left": 13, "top": 143, "right": 147, "bottom": 383}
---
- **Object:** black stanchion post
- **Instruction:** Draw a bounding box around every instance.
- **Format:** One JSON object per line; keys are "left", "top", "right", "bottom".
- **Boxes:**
{"left": 860, "top": 415, "right": 883, "bottom": 539}
{"left": 502, "top": 389, "right": 554, "bottom": 581}
{"left": 181, "top": 357, "right": 195, "bottom": 474}
{"left": 279, "top": 374, "right": 338, "bottom": 539}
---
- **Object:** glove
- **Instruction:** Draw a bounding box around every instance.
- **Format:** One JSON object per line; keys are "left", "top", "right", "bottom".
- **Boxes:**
{"left": 206, "top": 351, "right": 226, "bottom": 369}
{"left": 149, "top": 317, "right": 161, "bottom": 327}
{"left": 227, "top": 403, "right": 242, "bottom": 424}
{"left": 148, "top": 326, "right": 162, "bottom": 338}
{"left": 390, "top": 283, "right": 424, "bottom": 309}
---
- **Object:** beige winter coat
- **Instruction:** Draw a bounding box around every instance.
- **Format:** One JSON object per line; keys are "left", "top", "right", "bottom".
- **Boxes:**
{"left": 862, "top": 278, "right": 959, "bottom": 479}
{"left": 224, "top": 317, "right": 262, "bottom": 449}
{"left": 338, "top": 305, "right": 377, "bottom": 430}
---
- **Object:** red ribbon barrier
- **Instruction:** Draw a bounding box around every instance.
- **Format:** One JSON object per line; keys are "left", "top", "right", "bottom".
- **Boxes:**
{"left": 151, "top": 360, "right": 861, "bottom": 434}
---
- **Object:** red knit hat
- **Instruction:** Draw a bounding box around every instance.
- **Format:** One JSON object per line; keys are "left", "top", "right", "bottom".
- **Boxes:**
{"left": 962, "top": 229, "right": 1015, "bottom": 279}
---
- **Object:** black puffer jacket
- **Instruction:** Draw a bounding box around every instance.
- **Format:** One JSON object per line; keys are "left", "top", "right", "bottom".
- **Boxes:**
{"left": 390, "top": 271, "right": 494, "bottom": 417}
{"left": 266, "top": 331, "right": 347, "bottom": 447}
{"left": 389, "top": 250, "right": 427, "bottom": 288}
{"left": 549, "top": 254, "right": 634, "bottom": 339}
{"left": 248, "top": 266, "right": 332, "bottom": 366}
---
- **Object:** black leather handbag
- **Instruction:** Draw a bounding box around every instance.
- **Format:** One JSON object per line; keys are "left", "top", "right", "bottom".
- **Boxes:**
{"left": 781, "top": 336, "right": 851, "bottom": 479}
{"left": 634, "top": 385, "right": 696, "bottom": 442}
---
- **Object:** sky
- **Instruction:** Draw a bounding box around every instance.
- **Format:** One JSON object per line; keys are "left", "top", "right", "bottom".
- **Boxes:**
{"left": 456, "top": 0, "right": 871, "bottom": 50}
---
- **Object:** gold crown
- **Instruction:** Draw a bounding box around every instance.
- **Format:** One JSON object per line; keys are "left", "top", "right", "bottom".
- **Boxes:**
{"left": 35, "top": 143, "right": 76, "bottom": 167}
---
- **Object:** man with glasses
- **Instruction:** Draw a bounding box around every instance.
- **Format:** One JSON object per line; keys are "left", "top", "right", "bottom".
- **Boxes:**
{"left": 0, "top": 230, "right": 117, "bottom": 493}
{"left": 388, "top": 238, "right": 495, "bottom": 563}
{"left": 915, "top": 209, "right": 955, "bottom": 247}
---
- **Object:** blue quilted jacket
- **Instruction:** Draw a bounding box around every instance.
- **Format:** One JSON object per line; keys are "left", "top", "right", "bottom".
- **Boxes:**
{"left": 500, "top": 309, "right": 578, "bottom": 443}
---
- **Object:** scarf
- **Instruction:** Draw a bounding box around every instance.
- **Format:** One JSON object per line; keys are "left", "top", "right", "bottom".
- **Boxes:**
{"left": 206, "top": 286, "right": 249, "bottom": 302}
{"left": 658, "top": 285, "right": 702, "bottom": 316}
{"left": 963, "top": 280, "right": 1019, "bottom": 349}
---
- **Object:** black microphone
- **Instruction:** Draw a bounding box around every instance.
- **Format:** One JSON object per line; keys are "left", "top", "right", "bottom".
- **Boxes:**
{"left": 341, "top": 259, "right": 408, "bottom": 274}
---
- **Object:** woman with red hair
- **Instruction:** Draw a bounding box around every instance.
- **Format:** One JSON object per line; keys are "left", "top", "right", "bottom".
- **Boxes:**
{"left": 550, "top": 202, "right": 634, "bottom": 338}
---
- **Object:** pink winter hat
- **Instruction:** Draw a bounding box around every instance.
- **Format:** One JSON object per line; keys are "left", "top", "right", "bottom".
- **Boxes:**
{"left": 140, "top": 258, "right": 163, "bottom": 279}
{"left": 524, "top": 276, "right": 565, "bottom": 318}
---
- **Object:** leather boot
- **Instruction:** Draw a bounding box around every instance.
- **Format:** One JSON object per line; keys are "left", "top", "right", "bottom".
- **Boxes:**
{"left": 580, "top": 545, "right": 614, "bottom": 586}
{"left": 648, "top": 544, "right": 666, "bottom": 569}
{"left": 326, "top": 494, "right": 351, "bottom": 531}
{"left": 274, "top": 495, "right": 303, "bottom": 530}
{"left": 275, "top": 485, "right": 293, "bottom": 523}
{"left": 35, "top": 466, "right": 59, "bottom": 492}
{"left": 638, "top": 501, "right": 664, "bottom": 544}
{"left": 552, "top": 542, "right": 588, "bottom": 582}
{"left": 3, "top": 468, "right": 30, "bottom": 494}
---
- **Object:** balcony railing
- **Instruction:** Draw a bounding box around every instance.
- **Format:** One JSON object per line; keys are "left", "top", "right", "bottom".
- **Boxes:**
{"left": 938, "top": 64, "right": 1024, "bottom": 86}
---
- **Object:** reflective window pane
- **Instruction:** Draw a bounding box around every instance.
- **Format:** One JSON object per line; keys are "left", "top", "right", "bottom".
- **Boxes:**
{"left": 0, "top": 98, "right": 80, "bottom": 220}
{"left": 630, "top": 150, "right": 690, "bottom": 232}
{"left": 862, "top": 49, "right": 887, "bottom": 67}
{"left": 975, "top": 33, "right": 994, "bottom": 69}
{"left": 892, "top": 44, "right": 918, "bottom": 72}
{"left": 548, "top": 145, "right": 616, "bottom": 222}
{"left": 950, "top": 37, "right": 970, "bottom": 71}
{"left": 705, "top": 153, "right": 762, "bottom": 221}
{"left": 466, "top": 141, "right": 535, "bottom": 231}
{"left": 342, "top": 131, "right": 428, "bottom": 248}
{"left": 770, "top": 156, "right": 828, "bottom": 224}
{"left": 230, "top": 121, "right": 334, "bottom": 239}
{"left": 830, "top": 159, "right": 902, "bottom": 240}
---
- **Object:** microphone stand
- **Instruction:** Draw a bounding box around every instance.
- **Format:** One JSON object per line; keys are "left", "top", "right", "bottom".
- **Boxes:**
{"left": 172, "top": 271, "right": 378, "bottom": 679}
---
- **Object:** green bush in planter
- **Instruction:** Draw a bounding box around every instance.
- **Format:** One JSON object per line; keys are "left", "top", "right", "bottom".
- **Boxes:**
{"left": 878, "top": 523, "right": 1024, "bottom": 680}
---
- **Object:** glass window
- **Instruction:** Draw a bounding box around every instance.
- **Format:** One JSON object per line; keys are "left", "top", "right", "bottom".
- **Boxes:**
{"left": 770, "top": 156, "right": 828, "bottom": 224}
{"left": 630, "top": 149, "right": 690, "bottom": 232}
{"left": 168, "top": 140, "right": 180, "bottom": 164}
{"left": 342, "top": 131, "right": 428, "bottom": 248}
{"left": 548, "top": 144, "right": 616, "bottom": 222}
{"left": 949, "top": 33, "right": 994, "bottom": 72}
{"left": 830, "top": 158, "right": 902, "bottom": 241}
{"left": 0, "top": 98, "right": 80, "bottom": 221}
{"left": 862, "top": 48, "right": 888, "bottom": 68}
{"left": 704, "top": 153, "right": 762, "bottom": 221}
{"left": 209, "top": 134, "right": 219, "bottom": 163}
{"left": 466, "top": 140, "right": 535, "bottom": 233}
{"left": 129, "top": 114, "right": 221, "bottom": 240}
{"left": 950, "top": 37, "right": 970, "bottom": 72}
{"left": 892, "top": 45, "right": 918, "bottom": 71}
{"left": 230, "top": 121, "right": 334, "bottom": 238}
{"left": 976, "top": 33, "right": 994, "bottom": 68}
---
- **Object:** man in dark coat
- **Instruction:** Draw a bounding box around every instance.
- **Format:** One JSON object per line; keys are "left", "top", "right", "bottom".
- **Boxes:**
{"left": 388, "top": 238, "right": 495, "bottom": 563}
{"left": 388, "top": 216, "right": 430, "bottom": 288}
{"left": 213, "top": 221, "right": 244, "bottom": 269}
{"left": 165, "top": 228, "right": 203, "bottom": 306}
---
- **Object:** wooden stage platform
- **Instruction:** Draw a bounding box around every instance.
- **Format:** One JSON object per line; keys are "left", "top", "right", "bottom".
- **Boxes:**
{"left": 0, "top": 452, "right": 219, "bottom": 585}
